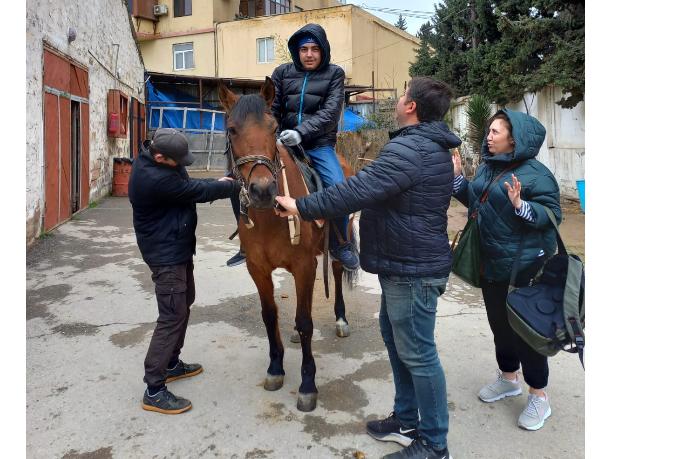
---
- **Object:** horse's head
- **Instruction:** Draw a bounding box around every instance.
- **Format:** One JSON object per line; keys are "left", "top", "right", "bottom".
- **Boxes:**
{"left": 218, "top": 77, "right": 279, "bottom": 209}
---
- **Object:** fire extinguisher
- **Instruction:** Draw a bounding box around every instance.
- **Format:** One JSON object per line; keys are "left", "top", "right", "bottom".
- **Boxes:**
{"left": 108, "top": 112, "right": 119, "bottom": 135}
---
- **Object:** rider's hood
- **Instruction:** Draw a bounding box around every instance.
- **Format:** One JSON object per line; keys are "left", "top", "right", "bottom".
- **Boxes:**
{"left": 288, "top": 24, "right": 332, "bottom": 72}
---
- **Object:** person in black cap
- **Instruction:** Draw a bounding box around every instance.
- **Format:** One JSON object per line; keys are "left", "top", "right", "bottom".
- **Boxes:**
{"left": 128, "top": 127, "right": 237, "bottom": 414}
{"left": 226, "top": 23, "right": 359, "bottom": 271}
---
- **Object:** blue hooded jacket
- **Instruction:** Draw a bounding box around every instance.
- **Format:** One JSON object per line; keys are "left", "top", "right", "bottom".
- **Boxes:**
{"left": 453, "top": 109, "right": 561, "bottom": 283}
{"left": 297, "top": 121, "right": 462, "bottom": 277}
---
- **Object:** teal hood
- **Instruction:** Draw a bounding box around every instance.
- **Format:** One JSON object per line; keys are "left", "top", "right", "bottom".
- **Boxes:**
{"left": 482, "top": 108, "right": 546, "bottom": 164}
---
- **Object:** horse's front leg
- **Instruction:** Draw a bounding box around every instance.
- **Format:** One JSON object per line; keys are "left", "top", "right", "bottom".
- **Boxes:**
{"left": 332, "top": 261, "right": 350, "bottom": 337}
{"left": 248, "top": 263, "right": 285, "bottom": 391}
{"left": 292, "top": 258, "right": 318, "bottom": 412}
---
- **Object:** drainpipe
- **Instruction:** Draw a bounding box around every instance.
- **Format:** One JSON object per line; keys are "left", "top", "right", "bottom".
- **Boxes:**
{"left": 214, "top": 22, "right": 219, "bottom": 78}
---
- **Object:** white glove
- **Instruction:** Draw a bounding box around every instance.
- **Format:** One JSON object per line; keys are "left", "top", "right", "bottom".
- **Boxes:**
{"left": 279, "top": 129, "right": 302, "bottom": 146}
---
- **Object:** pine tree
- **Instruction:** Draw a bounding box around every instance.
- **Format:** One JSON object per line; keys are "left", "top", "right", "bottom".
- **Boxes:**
{"left": 410, "top": 23, "right": 438, "bottom": 77}
{"left": 394, "top": 14, "right": 408, "bottom": 31}
{"left": 409, "top": 0, "right": 585, "bottom": 108}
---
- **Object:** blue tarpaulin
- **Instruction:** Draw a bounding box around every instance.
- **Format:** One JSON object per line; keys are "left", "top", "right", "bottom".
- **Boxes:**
{"left": 340, "top": 108, "right": 366, "bottom": 132}
{"left": 147, "top": 80, "right": 226, "bottom": 131}
{"left": 147, "top": 80, "right": 367, "bottom": 133}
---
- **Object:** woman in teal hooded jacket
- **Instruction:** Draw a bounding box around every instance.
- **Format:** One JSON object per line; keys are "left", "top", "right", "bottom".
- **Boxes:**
{"left": 453, "top": 109, "right": 561, "bottom": 431}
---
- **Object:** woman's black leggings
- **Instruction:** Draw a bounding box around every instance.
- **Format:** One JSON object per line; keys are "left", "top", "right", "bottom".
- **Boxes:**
{"left": 481, "top": 279, "right": 549, "bottom": 389}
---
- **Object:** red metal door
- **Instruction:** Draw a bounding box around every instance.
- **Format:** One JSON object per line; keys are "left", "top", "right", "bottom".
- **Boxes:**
{"left": 43, "top": 93, "right": 60, "bottom": 230}
{"left": 130, "top": 98, "right": 146, "bottom": 158}
{"left": 43, "top": 47, "right": 90, "bottom": 230}
{"left": 59, "top": 96, "right": 71, "bottom": 222}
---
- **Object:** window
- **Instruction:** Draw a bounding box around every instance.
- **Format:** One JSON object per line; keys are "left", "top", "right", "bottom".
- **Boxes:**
{"left": 174, "top": 0, "right": 192, "bottom": 17}
{"left": 173, "top": 43, "right": 194, "bottom": 70}
{"left": 264, "top": 0, "right": 290, "bottom": 15}
{"left": 257, "top": 37, "right": 275, "bottom": 64}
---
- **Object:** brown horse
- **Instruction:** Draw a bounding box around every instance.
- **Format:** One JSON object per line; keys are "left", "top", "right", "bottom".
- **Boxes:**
{"left": 218, "top": 78, "right": 355, "bottom": 412}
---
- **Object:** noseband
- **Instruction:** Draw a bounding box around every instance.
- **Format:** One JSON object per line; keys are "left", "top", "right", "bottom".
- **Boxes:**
{"left": 226, "top": 135, "right": 283, "bottom": 228}
{"left": 227, "top": 136, "right": 282, "bottom": 187}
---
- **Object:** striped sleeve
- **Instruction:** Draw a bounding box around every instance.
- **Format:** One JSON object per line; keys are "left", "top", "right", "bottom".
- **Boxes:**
{"left": 453, "top": 175, "right": 465, "bottom": 193}
{"left": 515, "top": 200, "right": 535, "bottom": 223}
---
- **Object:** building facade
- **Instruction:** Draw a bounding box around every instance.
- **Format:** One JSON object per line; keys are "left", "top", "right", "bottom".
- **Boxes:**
{"left": 130, "top": 1, "right": 418, "bottom": 98}
{"left": 26, "top": 0, "right": 146, "bottom": 245}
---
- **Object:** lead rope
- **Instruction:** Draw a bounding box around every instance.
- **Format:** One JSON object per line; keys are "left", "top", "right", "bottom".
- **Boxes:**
{"left": 278, "top": 151, "right": 301, "bottom": 245}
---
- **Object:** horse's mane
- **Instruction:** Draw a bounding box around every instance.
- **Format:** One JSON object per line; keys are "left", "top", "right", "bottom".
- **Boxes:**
{"left": 230, "top": 94, "right": 269, "bottom": 127}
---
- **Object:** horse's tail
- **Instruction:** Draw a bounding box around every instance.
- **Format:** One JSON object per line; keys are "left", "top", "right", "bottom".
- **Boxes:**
{"left": 343, "top": 215, "right": 360, "bottom": 288}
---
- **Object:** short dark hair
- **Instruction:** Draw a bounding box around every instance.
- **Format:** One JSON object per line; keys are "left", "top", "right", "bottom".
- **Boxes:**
{"left": 488, "top": 112, "right": 513, "bottom": 138}
{"left": 406, "top": 77, "right": 453, "bottom": 122}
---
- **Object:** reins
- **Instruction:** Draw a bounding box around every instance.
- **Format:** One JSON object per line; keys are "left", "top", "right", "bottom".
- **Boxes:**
{"left": 226, "top": 137, "right": 300, "bottom": 244}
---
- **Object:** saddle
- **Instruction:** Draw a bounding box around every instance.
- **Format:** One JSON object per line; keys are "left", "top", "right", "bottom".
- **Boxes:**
{"left": 288, "top": 145, "right": 324, "bottom": 195}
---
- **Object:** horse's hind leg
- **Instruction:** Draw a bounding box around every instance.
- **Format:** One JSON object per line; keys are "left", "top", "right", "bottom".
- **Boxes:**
{"left": 332, "top": 261, "right": 350, "bottom": 338}
{"left": 292, "top": 260, "right": 318, "bottom": 412}
{"left": 248, "top": 264, "right": 285, "bottom": 391}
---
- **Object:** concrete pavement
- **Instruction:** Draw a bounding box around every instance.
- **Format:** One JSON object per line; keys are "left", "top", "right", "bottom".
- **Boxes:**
{"left": 26, "top": 196, "right": 584, "bottom": 458}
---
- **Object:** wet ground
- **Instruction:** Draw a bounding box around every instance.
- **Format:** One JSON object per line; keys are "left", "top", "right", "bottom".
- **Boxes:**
{"left": 26, "top": 196, "right": 584, "bottom": 458}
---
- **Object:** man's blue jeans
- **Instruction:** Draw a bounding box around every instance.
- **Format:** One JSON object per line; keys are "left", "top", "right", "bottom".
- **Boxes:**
{"left": 306, "top": 145, "right": 349, "bottom": 250}
{"left": 378, "top": 274, "right": 450, "bottom": 450}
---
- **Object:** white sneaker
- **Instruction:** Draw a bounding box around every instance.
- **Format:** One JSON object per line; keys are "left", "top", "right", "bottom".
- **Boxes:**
{"left": 518, "top": 393, "right": 552, "bottom": 431}
{"left": 478, "top": 372, "right": 522, "bottom": 402}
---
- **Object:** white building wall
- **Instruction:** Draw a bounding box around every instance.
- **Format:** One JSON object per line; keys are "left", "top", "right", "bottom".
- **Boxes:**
{"left": 449, "top": 87, "right": 585, "bottom": 199}
{"left": 26, "top": 0, "right": 145, "bottom": 243}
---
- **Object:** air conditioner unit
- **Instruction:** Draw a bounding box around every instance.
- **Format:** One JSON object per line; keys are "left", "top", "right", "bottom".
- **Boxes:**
{"left": 153, "top": 4, "right": 168, "bottom": 16}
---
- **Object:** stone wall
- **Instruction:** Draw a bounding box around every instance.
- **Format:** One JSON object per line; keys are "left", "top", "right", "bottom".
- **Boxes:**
{"left": 26, "top": 0, "right": 145, "bottom": 245}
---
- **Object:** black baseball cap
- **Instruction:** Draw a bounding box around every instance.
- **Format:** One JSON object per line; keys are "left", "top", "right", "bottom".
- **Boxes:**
{"left": 150, "top": 128, "right": 195, "bottom": 166}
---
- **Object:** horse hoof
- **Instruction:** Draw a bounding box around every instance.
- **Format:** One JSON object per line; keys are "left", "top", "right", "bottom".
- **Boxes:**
{"left": 335, "top": 320, "right": 351, "bottom": 338}
{"left": 264, "top": 374, "right": 284, "bottom": 391}
{"left": 297, "top": 392, "right": 317, "bottom": 412}
{"left": 290, "top": 332, "right": 301, "bottom": 343}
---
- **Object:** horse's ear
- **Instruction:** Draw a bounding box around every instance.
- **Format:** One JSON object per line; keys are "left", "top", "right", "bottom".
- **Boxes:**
{"left": 218, "top": 81, "right": 240, "bottom": 114}
{"left": 261, "top": 76, "right": 275, "bottom": 108}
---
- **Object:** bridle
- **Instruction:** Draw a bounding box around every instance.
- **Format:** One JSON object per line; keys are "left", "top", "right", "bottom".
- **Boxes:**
{"left": 226, "top": 131, "right": 282, "bottom": 188}
{"left": 225, "top": 130, "right": 284, "bottom": 229}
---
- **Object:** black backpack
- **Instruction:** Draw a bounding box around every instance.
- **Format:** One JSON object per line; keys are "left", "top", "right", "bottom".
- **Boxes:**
{"left": 506, "top": 207, "right": 585, "bottom": 367}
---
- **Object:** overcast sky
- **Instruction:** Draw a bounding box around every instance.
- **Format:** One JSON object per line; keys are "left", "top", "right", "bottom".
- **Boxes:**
{"left": 349, "top": 1, "right": 437, "bottom": 36}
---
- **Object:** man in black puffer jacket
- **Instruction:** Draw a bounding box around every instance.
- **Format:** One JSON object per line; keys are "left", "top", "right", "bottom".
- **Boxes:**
{"left": 275, "top": 77, "right": 460, "bottom": 459}
{"left": 226, "top": 24, "right": 358, "bottom": 270}
{"left": 129, "top": 128, "right": 236, "bottom": 415}
{"left": 272, "top": 23, "right": 358, "bottom": 270}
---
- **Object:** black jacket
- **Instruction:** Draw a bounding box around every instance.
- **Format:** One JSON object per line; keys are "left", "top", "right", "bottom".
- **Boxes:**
{"left": 296, "top": 122, "right": 462, "bottom": 277}
{"left": 271, "top": 24, "right": 344, "bottom": 150}
{"left": 128, "top": 148, "right": 235, "bottom": 266}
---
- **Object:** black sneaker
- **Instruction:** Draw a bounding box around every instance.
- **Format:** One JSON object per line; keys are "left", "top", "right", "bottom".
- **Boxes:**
{"left": 142, "top": 388, "right": 192, "bottom": 415}
{"left": 165, "top": 360, "right": 203, "bottom": 383}
{"left": 366, "top": 412, "right": 418, "bottom": 447}
{"left": 382, "top": 438, "right": 452, "bottom": 459}
{"left": 226, "top": 249, "right": 246, "bottom": 267}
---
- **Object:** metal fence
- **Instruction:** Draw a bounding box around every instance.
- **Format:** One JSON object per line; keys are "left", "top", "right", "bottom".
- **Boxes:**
{"left": 148, "top": 106, "right": 229, "bottom": 171}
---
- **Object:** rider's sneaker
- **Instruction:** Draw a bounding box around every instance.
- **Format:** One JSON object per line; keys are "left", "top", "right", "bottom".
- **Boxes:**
{"left": 226, "top": 248, "right": 246, "bottom": 267}
{"left": 382, "top": 438, "right": 452, "bottom": 459}
{"left": 478, "top": 371, "right": 522, "bottom": 402}
{"left": 517, "top": 393, "right": 552, "bottom": 431}
{"left": 367, "top": 412, "right": 418, "bottom": 447}
{"left": 142, "top": 388, "right": 192, "bottom": 415}
{"left": 165, "top": 360, "right": 203, "bottom": 383}
{"left": 330, "top": 242, "right": 359, "bottom": 270}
